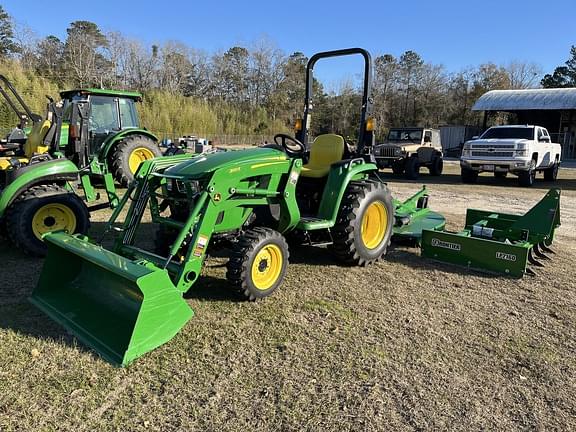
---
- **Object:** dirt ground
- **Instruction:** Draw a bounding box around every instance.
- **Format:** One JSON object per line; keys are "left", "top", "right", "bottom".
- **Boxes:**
{"left": 0, "top": 163, "right": 575, "bottom": 431}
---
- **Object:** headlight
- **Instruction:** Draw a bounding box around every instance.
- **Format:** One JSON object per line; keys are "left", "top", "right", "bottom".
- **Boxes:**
{"left": 516, "top": 142, "right": 527, "bottom": 150}
{"left": 515, "top": 150, "right": 528, "bottom": 157}
{"left": 461, "top": 149, "right": 471, "bottom": 157}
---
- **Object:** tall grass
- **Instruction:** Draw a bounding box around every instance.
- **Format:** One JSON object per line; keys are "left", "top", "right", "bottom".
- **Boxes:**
{"left": 0, "top": 63, "right": 287, "bottom": 141}
{"left": 0, "top": 61, "right": 61, "bottom": 133}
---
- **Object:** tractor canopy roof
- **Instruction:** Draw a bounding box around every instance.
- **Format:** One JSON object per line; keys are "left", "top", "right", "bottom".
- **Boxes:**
{"left": 164, "top": 148, "right": 287, "bottom": 179}
{"left": 59, "top": 88, "right": 143, "bottom": 101}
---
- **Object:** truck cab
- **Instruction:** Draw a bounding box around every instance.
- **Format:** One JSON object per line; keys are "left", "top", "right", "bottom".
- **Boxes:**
{"left": 374, "top": 127, "right": 443, "bottom": 179}
{"left": 460, "top": 125, "right": 562, "bottom": 187}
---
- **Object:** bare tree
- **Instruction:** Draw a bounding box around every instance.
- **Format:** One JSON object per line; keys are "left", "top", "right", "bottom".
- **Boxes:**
{"left": 63, "top": 21, "right": 110, "bottom": 87}
{"left": 505, "top": 61, "right": 543, "bottom": 89}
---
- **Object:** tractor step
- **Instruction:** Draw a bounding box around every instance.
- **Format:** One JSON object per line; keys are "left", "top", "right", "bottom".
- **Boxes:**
{"left": 296, "top": 217, "right": 333, "bottom": 231}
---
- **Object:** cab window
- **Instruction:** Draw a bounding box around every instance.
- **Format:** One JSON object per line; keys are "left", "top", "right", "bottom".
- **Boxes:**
{"left": 118, "top": 98, "right": 139, "bottom": 129}
{"left": 90, "top": 96, "right": 119, "bottom": 132}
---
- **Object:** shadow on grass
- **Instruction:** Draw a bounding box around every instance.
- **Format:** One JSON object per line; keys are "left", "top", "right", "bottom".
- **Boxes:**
{"left": 386, "top": 246, "right": 509, "bottom": 280}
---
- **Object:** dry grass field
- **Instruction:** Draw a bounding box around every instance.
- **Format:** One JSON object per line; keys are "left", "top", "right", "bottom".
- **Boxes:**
{"left": 0, "top": 163, "right": 575, "bottom": 431}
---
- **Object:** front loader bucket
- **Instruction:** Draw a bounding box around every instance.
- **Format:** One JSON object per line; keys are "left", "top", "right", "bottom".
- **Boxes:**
{"left": 30, "top": 233, "right": 193, "bottom": 366}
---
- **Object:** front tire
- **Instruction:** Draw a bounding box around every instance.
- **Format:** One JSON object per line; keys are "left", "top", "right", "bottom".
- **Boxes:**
{"left": 461, "top": 167, "right": 478, "bottom": 184}
{"left": 518, "top": 160, "right": 536, "bottom": 187}
{"left": 110, "top": 134, "right": 162, "bottom": 187}
{"left": 6, "top": 184, "right": 90, "bottom": 256}
{"left": 404, "top": 157, "right": 420, "bottom": 180}
{"left": 226, "top": 228, "right": 289, "bottom": 301}
{"left": 391, "top": 161, "right": 404, "bottom": 175}
{"left": 331, "top": 182, "right": 394, "bottom": 266}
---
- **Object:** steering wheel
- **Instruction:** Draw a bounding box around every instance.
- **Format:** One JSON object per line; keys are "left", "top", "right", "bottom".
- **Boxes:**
{"left": 273, "top": 134, "right": 305, "bottom": 157}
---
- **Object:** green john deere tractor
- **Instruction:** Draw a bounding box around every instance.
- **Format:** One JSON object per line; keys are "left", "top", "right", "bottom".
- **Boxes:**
{"left": 28, "top": 48, "right": 560, "bottom": 366}
{"left": 0, "top": 77, "right": 161, "bottom": 255}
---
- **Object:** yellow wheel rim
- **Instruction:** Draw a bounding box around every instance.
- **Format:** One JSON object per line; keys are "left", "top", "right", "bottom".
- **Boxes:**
{"left": 361, "top": 201, "right": 388, "bottom": 249}
{"left": 128, "top": 147, "right": 155, "bottom": 174}
{"left": 251, "top": 244, "right": 283, "bottom": 290}
{"left": 32, "top": 203, "right": 77, "bottom": 240}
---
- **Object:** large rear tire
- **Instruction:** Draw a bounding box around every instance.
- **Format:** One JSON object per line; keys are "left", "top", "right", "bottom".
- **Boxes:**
{"left": 6, "top": 184, "right": 90, "bottom": 256}
{"left": 331, "top": 182, "right": 394, "bottom": 266}
{"left": 110, "top": 134, "right": 161, "bottom": 187}
{"left": 226, "top": 228, "right": 289, "bottom": 301}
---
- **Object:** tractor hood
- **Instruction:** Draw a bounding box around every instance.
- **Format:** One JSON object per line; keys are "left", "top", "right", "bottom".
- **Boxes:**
{"left": 164, "top": 148, "right": 287, "bottom": 178}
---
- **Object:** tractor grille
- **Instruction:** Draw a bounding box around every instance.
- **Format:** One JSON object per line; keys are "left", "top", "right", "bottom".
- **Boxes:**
{"left": 471, "top": 150, "right": 514, "bottom": 157}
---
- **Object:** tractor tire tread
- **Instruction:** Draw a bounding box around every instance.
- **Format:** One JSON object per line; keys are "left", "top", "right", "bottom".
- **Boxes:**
{"left": 330, "top": 181, "right": 394, "bottom": 266}
{"left": 226, "top": 227, "right": 289, "bottom": 301}
{"left": 5, "top": 184, "right": 90, "bottom": 256}
{"left": 110, "top": 134, "right": 161, "bottom": 187}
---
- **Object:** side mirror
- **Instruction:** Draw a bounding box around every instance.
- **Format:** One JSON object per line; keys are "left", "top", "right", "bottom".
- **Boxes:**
{"left": 424, "top": 136, "right": 431, "bottom": 143}
{"left": 539, "top": 136, "right": 550, "bottom": 143}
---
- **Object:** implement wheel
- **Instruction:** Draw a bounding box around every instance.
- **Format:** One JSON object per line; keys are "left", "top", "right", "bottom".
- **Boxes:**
{"left": 331, "top": 182, "right": 394, "bottom": 266}
{"left": 6, "top": 184, "right": 90, "bottom": 256}
{"left": 110, "top": 134, "right": 161, "bottom": 187}
{"left": 226, "top": 227, "right": 289, "bottom": 301}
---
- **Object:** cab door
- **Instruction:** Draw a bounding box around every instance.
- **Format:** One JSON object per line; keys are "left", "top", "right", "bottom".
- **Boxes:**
{"left": 88, "top": 96, "right": 120, "bottom": 157}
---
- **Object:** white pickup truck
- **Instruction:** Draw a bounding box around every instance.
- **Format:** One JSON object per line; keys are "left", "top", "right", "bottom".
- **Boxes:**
{"left": 460, "top": 125, "right": 562, "bottom": 187}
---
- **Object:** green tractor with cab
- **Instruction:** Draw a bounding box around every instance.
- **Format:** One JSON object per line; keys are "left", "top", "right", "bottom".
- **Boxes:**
{"left": 0, "top": 77, "right": 161, "bottom": 255}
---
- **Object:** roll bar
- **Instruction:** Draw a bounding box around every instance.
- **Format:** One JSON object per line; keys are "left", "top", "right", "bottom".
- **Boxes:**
{"left": 297, "top": 48, "right": 374, "bottom": 155}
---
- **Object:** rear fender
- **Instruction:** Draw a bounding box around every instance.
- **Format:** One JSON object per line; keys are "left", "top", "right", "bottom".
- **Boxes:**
{"left": 317, "top": 159, "right": 377, "bottom": 223}
{"left": 0, "top": 159, "right": 79, "bottom": 217}
{"left": 99, "top": 129, "right": 158, "bottom": 161}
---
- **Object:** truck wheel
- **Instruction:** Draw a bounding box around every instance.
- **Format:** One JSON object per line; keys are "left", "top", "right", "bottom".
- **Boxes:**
{"left": 543, "top": 161, "right": 559, "bottom": 181}
{"left": 461, "top": 167, "right": 478, "bottom": 184}
{"left": 518, "top": 160, "right": 536, "bottom": 187}
{"left": 494, "top": 172, "right": 507, "bottom": 179}
{"left": 391, "top": 161, "right": 404, "bottom": 175}
{"left": 404, "top": 157, "right": 420, "bottom": 180}
{"left": 429, "top": 155, "right": 443, "bottom": 176}
{"left": 331, "top": 182, "right": 394, "bottom": 266}
{"left": 226, "top": 227, "right": 289, "bottom": 301}
{"left": 110, "top": 134, "right": 162, "bottom": 187}
{"left": 6, "top": 184, "right": 90, "bottom": 256}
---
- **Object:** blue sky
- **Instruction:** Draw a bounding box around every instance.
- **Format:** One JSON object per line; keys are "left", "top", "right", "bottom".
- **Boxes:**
{"left": 4, "top": 0, "right": 575, "bottom": 87}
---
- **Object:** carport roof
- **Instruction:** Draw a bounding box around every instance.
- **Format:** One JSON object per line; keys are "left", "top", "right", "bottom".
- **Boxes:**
{"left": 472, "top": 88, "right": 576, "bottom": 111}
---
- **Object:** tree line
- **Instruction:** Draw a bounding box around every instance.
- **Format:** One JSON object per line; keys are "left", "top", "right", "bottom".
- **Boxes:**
{"left": 0, "top": 6, "right": 573, "bottom": 141}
